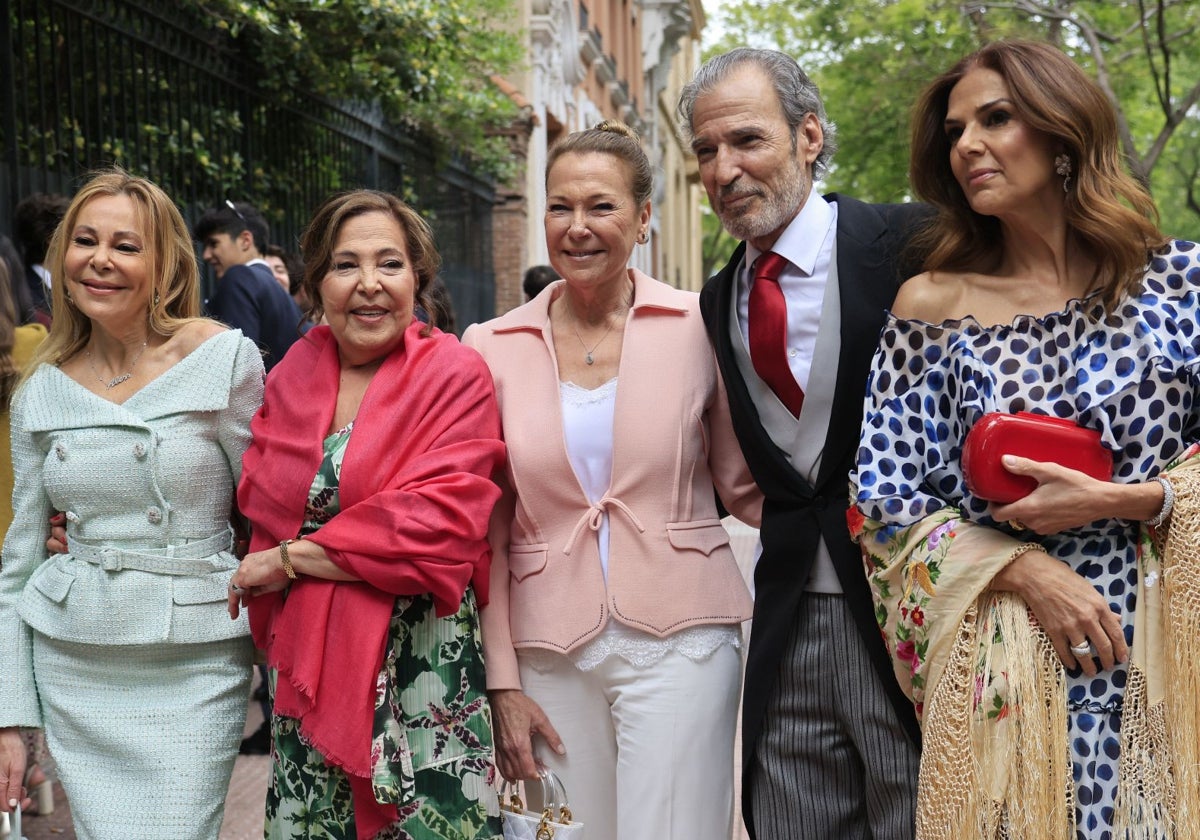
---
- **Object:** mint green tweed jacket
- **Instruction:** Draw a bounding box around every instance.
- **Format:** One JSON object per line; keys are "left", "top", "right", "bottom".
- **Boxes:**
{"left": 0, "top": 329, "right": 264, "bottom": 728}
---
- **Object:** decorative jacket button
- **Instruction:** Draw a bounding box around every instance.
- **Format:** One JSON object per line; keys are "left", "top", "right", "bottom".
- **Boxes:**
{"left": 147, "top": 506, "right": 163, "bottom": 524}
{"left": 133, "top": 443, "right": 147, "bottom": 459}
{"left": 54, "top": 442, "right": 67, "bottom": 461}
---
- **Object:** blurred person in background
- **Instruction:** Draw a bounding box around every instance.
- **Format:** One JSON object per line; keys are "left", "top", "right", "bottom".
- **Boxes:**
{"left": 13, "top": 193, "right": 69, "bottom": 326}
{"left": 521, "top": 264, "right": 559, "bottom": 302}
{"left": 0, "top": 237, "right": 40, "bottom": 329}
{"left": 194, "top": 200, "right": 304, "bottom": 371}
{"left": 263, "top": 243, "right": 293, "bottom": 293}
{"left": 265, "top": 244, "right": 313, "bottom": 319}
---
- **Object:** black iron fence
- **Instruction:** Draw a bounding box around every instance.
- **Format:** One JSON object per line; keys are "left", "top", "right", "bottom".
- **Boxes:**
{"left": 0, "top": 0, "right": 496, "bottom": 328}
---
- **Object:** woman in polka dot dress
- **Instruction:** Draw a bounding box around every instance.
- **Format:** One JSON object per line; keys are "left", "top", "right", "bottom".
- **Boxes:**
{"left": 849, "top": 40, "right": 1200, "bottom": 840}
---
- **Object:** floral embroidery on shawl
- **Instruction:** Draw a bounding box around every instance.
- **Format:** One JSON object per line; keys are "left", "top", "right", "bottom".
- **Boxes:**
{"left": 854, "top": 507, "right": 1072, "bottom": 838}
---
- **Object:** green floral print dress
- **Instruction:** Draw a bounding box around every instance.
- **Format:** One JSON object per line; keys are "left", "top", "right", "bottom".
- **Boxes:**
{"left": 266, "top": 423, "right": 501, "bottom": 840}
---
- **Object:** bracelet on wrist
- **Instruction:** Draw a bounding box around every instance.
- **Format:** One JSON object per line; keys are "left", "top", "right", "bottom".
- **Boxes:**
{"left": 1147, "top": 475, "right": 1174, "bottom": 529}
{"left": 1005, "top": 542, "right": 1043, "bottom": 566}
{"left": 279, "top": 539, "right": 298, "bottom": 580}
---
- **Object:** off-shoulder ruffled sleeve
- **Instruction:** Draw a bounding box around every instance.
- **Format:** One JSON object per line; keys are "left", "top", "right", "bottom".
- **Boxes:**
{"left": 853, "top": 240, "right": 1200, "bottom": 532}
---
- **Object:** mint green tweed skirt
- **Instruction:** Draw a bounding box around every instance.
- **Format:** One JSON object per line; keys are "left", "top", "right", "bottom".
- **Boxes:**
{"left": 32, "top": 631, "right": 253, "bottom": 840}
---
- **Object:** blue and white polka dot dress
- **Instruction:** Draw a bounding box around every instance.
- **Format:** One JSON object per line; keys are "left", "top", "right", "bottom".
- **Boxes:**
{"left": 854, "top": 239, "right": 1200, "bottom": 838}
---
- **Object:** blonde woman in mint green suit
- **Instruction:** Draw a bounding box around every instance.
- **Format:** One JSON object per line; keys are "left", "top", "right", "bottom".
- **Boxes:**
{"left": 0, "top": 170, "right": 264, "bottom": 839}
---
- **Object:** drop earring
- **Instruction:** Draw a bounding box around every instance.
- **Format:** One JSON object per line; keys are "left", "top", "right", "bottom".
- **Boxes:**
{"left": 1055, "top": 153, "right": 1072, "bottom": 193}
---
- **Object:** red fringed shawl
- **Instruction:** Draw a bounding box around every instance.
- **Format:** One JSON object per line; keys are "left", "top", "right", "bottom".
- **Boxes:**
{"left": 238, "top": 322, "right": 504, "bottom": 838}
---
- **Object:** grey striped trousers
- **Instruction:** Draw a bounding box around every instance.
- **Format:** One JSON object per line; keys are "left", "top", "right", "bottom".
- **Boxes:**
{"left": 750, "top": 593, "right": 919, "bottom": 840}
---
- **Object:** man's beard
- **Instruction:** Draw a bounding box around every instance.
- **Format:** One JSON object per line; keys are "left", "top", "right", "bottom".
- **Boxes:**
{"left": 718, "top": 163, "right": 808, "bottom": 243}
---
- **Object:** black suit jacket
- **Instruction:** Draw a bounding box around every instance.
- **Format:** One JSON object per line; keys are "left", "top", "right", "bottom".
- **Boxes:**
{"left": 207, "top": 262, "right": 305, "bottom": 372}
{"left": 699, "top": 194, "right": 927, "bottom": 838}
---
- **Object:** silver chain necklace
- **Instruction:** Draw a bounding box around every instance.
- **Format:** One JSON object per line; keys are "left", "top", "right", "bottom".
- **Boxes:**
{"left": 569, "top": 318, "right": 616, "bottom": 365}
{"left": 86, "top": 341, "right": 148, "bottom": 389}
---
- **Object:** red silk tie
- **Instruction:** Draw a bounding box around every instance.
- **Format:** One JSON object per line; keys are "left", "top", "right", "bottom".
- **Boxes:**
{"left": 748, "top": 252, "right": 805, "bottom": 416}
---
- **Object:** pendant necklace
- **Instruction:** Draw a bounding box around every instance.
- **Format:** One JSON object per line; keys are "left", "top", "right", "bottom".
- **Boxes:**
{"left": 86, "top": 340, "right": 148, "bottom": 389}
{"left": 570, "top": 318, "right": 617, "bottom": 365}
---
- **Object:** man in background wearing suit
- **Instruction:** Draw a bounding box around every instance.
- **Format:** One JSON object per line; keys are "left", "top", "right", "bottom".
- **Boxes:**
{"left": 12, "top": 192, "right": 69, "bottom": 326}
{"left": 194, "top": 200, "right": 303, "bottom": 372}
{"left": 678, "top": 48, "right": 924, "bottom": 840}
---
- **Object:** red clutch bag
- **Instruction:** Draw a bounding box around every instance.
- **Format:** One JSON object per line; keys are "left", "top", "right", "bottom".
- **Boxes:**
{"left": 961, "top": 411, "right": 1113, "bottom": 503}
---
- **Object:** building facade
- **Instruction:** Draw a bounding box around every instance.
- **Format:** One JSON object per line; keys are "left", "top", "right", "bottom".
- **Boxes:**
{"left": 491, "top": 0, "right": 707, "bottom": 315}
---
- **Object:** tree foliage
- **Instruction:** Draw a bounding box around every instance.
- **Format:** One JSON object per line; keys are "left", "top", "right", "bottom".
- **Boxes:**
{"left": 190, "top": 0, "right": 524, "bottom": 178}
{"left": 701, "top": 0, "right": 1200, "bottom": 237}
{"left": 700, "top": 204, "right": 738, "bottom": 278}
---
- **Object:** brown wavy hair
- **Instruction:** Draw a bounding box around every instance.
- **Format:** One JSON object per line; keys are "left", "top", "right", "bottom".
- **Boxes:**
{"left": 299, "top": 190, "right": 441, "bottom": 337}
{"left": 21, "top": 167, "right": 203, "bottom": 387}
{"left": 909, "top": 39, "right": 1167, "bottom": 312}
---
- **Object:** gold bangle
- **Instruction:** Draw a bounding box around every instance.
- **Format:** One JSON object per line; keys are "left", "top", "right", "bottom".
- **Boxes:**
{"left": 1005, "top": 542, "right": 1042, "bottom": 565}
{"left": 279, "top": 539, "right": 298, "bottom": 580}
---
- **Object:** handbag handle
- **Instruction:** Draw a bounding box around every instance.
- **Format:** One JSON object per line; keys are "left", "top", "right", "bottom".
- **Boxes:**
{"left": 497, "top": 778, "right": 525, "bottom": 813}
{"left": 497, "top": 769, "right": 575, "bottom": 837}
{"left": 535, "top": 768, "right": 574, "bottom": 825}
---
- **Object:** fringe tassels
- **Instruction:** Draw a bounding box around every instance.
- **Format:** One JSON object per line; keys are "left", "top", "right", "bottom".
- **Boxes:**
{"left": 1115, "top": 459, "right": 1200, "bottom": 838}
{"left": 916, "top": 595, "right": 1073, "bottom": 840}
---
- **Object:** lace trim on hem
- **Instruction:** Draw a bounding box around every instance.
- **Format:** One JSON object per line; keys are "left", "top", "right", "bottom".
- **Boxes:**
{"left": 518, "top": 622, "right": 740, "bottom": 672}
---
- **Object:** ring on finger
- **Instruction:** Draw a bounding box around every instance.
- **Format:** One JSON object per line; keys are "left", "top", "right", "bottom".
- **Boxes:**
{"left": 230, "top": 582, "right": 244, "bottom": 593}
{"left": 1069, "top": 639, "right": 1092, "bottom": 657}
{"left": 1007, "top": 519, "right": 1026, "bottom": 531}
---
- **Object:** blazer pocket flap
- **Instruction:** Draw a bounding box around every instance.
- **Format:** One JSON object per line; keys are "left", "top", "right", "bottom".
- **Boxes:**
{"left": 507, "top": 544, "right": 549, "bottom": 582}
{"left": 30, "top": 562, "right": 76, "bottom": 603}
{"left": 173, "top": 570, "right": 234, "bottom": 605}
{"left": 666, "top": 520, "right": 730, "bottom": 556}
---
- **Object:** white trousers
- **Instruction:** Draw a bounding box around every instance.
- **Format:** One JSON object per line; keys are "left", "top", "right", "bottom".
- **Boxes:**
{"left": 518, "top": 641, "right": 742, "bottom": 840}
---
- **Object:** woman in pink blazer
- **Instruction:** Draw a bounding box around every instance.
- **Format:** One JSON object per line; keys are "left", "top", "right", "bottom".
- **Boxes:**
{"left": 463, "top": 121, "right": 762, "bottom": 840}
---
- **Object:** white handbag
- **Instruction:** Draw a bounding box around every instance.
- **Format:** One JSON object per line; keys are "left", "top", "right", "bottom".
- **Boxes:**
{"left": 0, "top": 804, "right": 25, "bottom": 840}
{"left": 499, "top": 768, "right": 584, "bottom": 840}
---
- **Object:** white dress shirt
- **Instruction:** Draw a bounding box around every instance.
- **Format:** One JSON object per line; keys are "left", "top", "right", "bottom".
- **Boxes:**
{"left": 736, "top": 196, "right": 839, "bottom": 396}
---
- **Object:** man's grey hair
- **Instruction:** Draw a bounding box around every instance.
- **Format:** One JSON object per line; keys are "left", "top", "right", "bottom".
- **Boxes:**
{"left": 677, "top": 47, "right": 838, "bottom": 180}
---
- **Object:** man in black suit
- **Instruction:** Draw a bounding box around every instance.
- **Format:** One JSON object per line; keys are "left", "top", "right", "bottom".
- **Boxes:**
{"left": 678, "top": 48, "right": 925, "bottom": 840}
{"left": 194, "top": 201, "right": 304, "bottom": 371}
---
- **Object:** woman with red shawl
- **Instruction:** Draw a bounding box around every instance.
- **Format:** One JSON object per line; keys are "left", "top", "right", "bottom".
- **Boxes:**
{"left": 229, "top": 190, "right": 505, "bottom": 840}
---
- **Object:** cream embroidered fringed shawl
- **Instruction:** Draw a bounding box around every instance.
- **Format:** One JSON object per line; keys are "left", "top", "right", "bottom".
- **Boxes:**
{"left": 852, "top": 451, "right": 1200, "bottom": 839}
